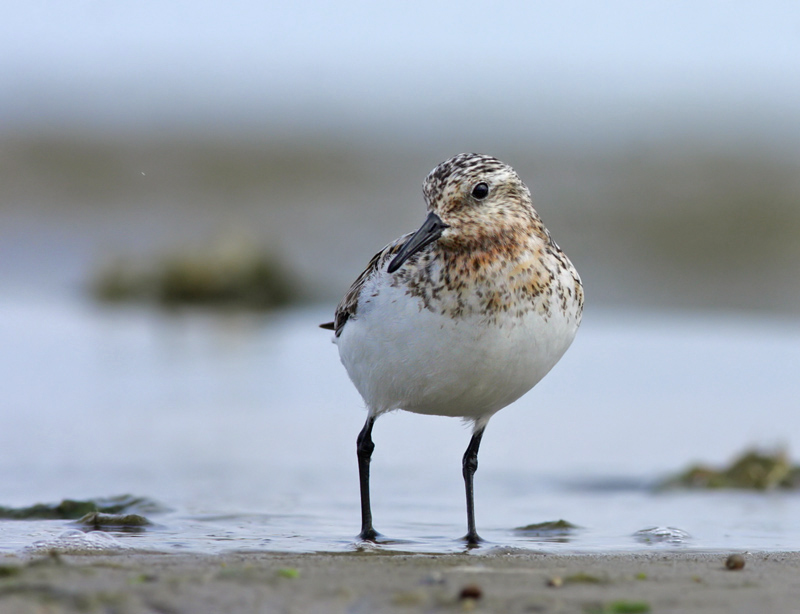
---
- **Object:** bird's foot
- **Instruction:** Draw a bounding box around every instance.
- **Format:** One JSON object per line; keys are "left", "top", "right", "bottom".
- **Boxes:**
{"left": 358, "top": 527, "right": 381, "bottom": 542}
{"left": 462, "top": 531, "right": 484, "bottom": 549}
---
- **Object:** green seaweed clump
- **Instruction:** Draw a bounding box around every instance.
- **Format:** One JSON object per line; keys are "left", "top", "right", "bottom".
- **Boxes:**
{"left": 660, "top": 449, "right": 800, "bottom": 491}
{"left": 514, "top": 519, "right": 581, "bottom": 535}
{"left": 593, "top": 601, "right": 651, "bottom": 614}
{"left": 78, "top": 512, "right": 152, "bottom": 530}
{"left": 564, "top": 572, "right": 605, "bottom": 584}
{"left": 92, "top": 240, "right": 298, "bottom": 311}
{"left": 0, "top": 495, "right": 164, "bottom": 520}
{"left": 0, "top": 565, "right": 21, "bottom": 578}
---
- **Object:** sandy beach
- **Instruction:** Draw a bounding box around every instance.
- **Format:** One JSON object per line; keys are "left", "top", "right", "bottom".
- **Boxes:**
{"left": 1, "top": 549, "right": 798, "bottom": 613}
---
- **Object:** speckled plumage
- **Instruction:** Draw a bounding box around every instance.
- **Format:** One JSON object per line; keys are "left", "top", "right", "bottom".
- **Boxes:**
{"left": 329, "top": 153, "right": 582, "bottom": 401}
{"left": 322, "top": 153, "right": 583, "bottom": 543}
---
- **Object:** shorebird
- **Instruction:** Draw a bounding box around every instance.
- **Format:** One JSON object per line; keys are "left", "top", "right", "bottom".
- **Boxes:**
{"left": 321, "top": 153, "right": 583, "bottom": 546}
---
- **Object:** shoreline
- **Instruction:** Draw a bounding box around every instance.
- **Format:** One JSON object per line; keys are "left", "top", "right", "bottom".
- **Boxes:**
{"left": 2, "top": 549, "right": 797, "bottom": 613}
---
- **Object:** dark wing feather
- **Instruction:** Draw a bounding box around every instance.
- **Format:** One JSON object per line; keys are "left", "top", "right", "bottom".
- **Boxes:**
{"left": 325, "top": 233, "right": 411, "bottom": 337}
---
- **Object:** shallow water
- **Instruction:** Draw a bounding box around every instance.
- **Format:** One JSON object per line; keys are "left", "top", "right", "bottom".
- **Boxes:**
{"left": 2, "top": 294, "right": 800, "bottom": 555}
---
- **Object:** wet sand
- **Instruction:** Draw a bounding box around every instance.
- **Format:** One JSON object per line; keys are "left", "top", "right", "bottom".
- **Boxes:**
{"left": 1, "top": 549, "right": 797, "bottom": 613}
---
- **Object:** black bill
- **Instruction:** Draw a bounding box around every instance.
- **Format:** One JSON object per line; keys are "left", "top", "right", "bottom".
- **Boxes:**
{"left": 387, "top": 212, "right": 449, "bottom": 273}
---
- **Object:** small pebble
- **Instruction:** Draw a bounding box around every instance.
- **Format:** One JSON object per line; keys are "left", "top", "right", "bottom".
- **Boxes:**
{"left": 725, "top": 554, "right": 745, "bottom": 570}
{"left": 459, "top": 584, "right": 482, "bottom": 600}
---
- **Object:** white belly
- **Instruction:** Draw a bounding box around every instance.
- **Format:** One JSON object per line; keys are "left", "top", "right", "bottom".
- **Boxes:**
{"left": 335, "top": 282, "right": 579, "bottom": 420}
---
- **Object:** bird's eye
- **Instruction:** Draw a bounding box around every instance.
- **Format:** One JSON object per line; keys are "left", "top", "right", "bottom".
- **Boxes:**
{"left": 471, "top": 182, "right": 489, "bottom": 200}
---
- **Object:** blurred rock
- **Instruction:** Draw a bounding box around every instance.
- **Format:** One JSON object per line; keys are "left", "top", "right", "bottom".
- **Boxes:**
{"left": 659, "top": 449, "right": 800, "bottom": 490}
{"left": 92, "top": 237, "right": 299, "bottom": 310}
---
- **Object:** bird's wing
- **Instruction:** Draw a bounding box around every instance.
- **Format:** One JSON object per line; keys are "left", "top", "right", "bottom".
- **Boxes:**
{"left": 321, "top": 233, "right": 412, "bottom": 337}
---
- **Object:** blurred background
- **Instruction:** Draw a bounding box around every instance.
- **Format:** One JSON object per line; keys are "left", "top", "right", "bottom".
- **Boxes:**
{"left": 4, "top": 0, "right": 800, "bottom": 310}
{"left": 2, "top": 1, "right": 800, "bottom": 552}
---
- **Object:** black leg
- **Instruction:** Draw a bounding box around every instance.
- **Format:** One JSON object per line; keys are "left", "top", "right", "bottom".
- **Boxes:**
{"left": 462, "top": 426, "right": 486, "bottom": 547}
{"left": 357, "top": 415, "right": 379, "bottom": 541}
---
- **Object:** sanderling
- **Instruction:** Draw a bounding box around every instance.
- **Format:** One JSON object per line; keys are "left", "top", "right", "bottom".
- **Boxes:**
{"left": 321, "top": 153, "right": 583, "bottom": 546}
